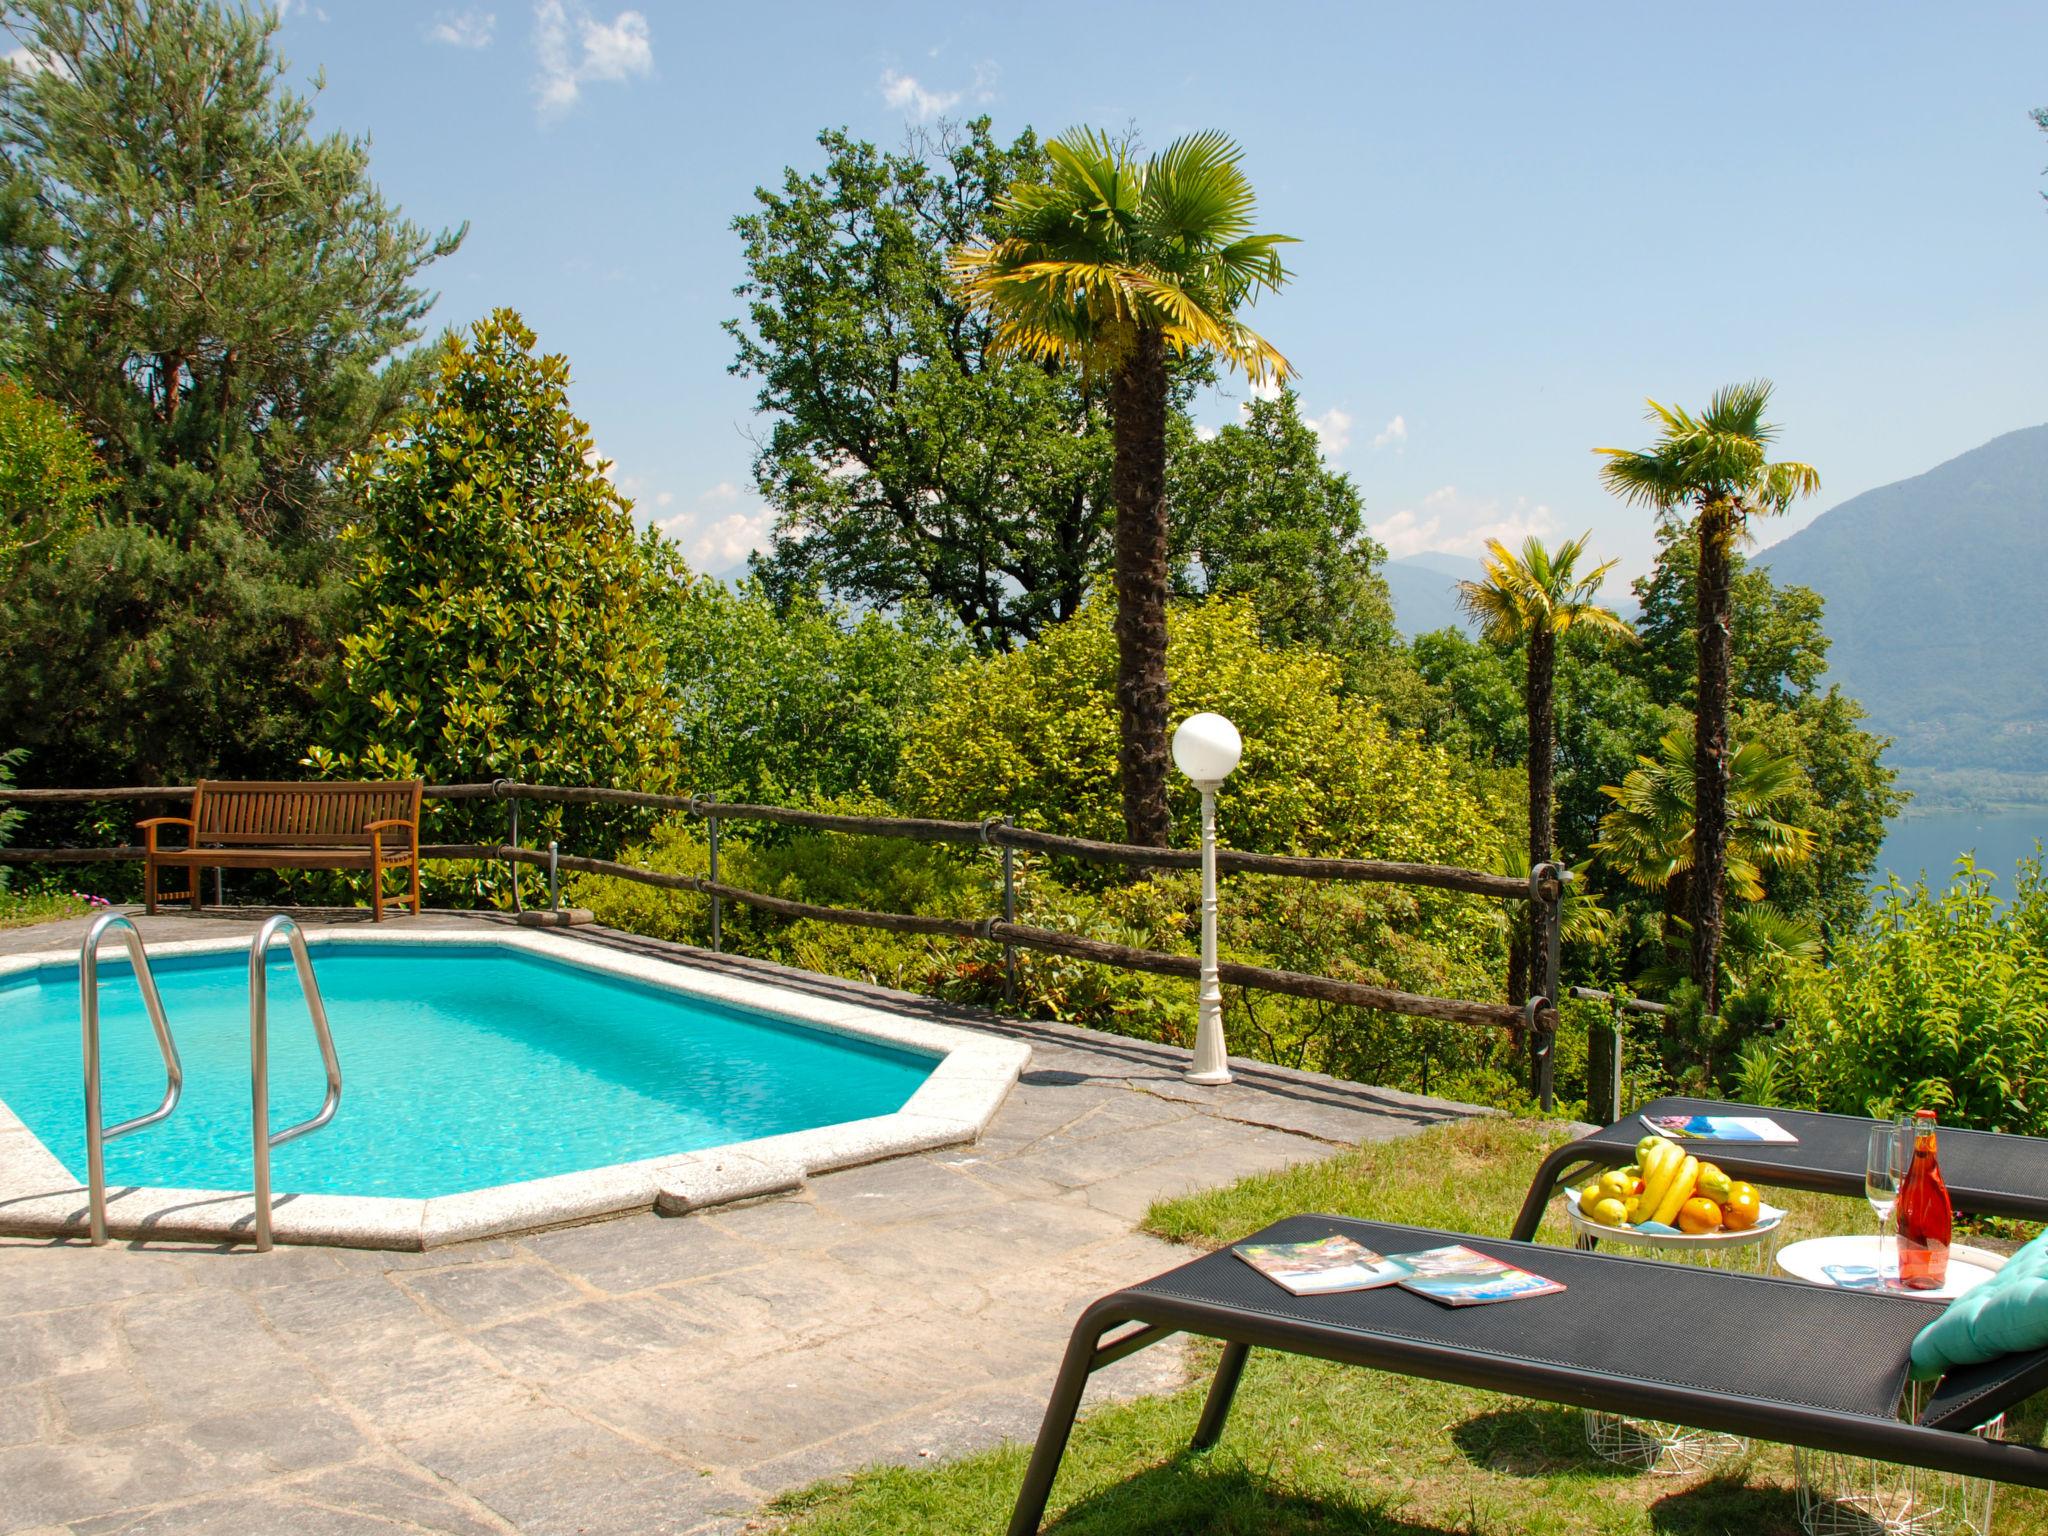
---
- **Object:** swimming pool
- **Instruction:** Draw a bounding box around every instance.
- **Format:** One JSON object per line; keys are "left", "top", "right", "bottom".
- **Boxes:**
{"left": 0, "top": 926, "right": 1028, "bottom": 1247}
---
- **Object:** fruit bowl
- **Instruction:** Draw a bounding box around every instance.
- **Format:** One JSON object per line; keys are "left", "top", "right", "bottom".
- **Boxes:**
{"left": 1563, "top": 1183, "right": 1787, "bottom": 1248}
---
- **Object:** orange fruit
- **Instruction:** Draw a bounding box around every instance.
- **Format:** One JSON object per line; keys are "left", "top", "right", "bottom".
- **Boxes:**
{"left": 1677, "top": 1197, "right": 1723, "bottom": 1235}
{"left": 1722, "top": 1182, "right": 1761, "bottom": 1230}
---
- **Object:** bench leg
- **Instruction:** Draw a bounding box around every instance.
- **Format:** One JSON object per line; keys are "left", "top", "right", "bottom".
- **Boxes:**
{"left": 145, "top": 858, "right": 158, "bottom": 917}
{"left": 1193, "top": 1342, "right": 1251, "bottom": 1451}
{"left": 1008, "top": 1313, "right": 1168, "bottom": 1536}
{"left": 189, "top": 864, "right": 203, "bottom": 913}
{"left": 408, "top": 857, "right": 421, "bottom": 916}
{"left": 371, "top": 868, "right": 384, "bottom": 923}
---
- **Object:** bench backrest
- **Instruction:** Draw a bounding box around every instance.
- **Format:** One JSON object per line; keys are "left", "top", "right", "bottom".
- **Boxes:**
{"left": 191, "top": 780, "right": 423, "bottom": 848}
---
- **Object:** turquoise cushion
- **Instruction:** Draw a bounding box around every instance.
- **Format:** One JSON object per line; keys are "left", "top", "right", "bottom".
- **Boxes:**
{"left": 1910, "top": 1231, "right": 2048, "bottom": 1381}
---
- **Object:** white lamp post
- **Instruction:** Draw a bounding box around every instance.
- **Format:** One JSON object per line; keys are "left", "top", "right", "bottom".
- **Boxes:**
{"left": 1172, "top": 711, "right": 1243, "bottom": 1085}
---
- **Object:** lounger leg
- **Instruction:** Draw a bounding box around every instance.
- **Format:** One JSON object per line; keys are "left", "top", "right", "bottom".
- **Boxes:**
{"left": 1510, "top": 1142, "right": 1607, "bottom": 1241}
{"left": 1192, "top": 1341, "right": 1251, "bottom": 1451}
{"left": 1008, "top": 1317, "right": 1125, "bottom": 1536}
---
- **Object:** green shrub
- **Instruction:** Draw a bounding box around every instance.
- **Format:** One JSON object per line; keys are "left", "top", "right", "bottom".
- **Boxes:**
{"left": 1741, "top": 855, "right": 2048, "bottom": 1132}
{"left": 895, "top": 595, "right": 1505, "bottom": 867}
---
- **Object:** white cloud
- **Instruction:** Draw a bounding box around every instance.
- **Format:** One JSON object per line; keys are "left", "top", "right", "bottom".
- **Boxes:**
{"left": 1370, "top": 486, "right": 1556, "bottom": 561}
{"left": 971, "top": 60, "right": 1000, "bottom": 103}
{"left": 655, "top": 482, "right": 775, "bottom": 572}
{"left": 429, "top": 8, "right": 496, "bottom": 48}
{"left": 879, "top": 68, "right": 960, "bottom": 120}
{"left": 1247, "top": 376, "right": 1284, "bottom": 403}
{"left": 1305, "top": 406, "right": 1353, "bottom": 457}
{"left": 533, "top": 1, "right": 651, "bottom": 117}
{"left": 1370, "top": 413, "right": 1407, "bottom": 451}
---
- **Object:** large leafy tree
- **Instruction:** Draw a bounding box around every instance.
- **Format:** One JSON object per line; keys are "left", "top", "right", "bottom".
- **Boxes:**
{"left": 0, "top": 0, "right": 459, "bottom": 784}
{"left": 1597, "top": 382, "right": 1819, "bottom": 1013}
{"left": 953, "top": 129, "right": 1293, "bottom": 847}
{"left": 308, "top": 311, "right": 680, "bottom": 872}
{"left": 730, "top": 121, "right": 1135, "bottom": 652}
{"left": 1168, "top": 387, "right": 1396, "bottom": 661}
{"left": 656, "top": 575, "right": 968, "bottom": 806}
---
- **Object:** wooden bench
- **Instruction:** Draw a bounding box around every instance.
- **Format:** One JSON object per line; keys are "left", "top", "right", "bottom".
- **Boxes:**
{"left": 139, "top": 780, "right": 423, "bottom": 921}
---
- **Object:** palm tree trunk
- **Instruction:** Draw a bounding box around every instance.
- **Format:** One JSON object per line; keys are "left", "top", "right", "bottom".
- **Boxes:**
{"left": 1109, "top": 326, "right": 1172, "bottom": 848}
{"left": 1526, "top": 629, "right": 1555, "bottom": 870}
{"left": 1690, "top": 497, "right": 1735, "bottom": 1015}
{"left": 1525, "top": 628, "right": 1556, "bottom": 1007}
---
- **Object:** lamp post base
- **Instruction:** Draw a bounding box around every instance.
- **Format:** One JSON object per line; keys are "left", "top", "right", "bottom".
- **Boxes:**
{"left": 1183, "top": 1066, "right": 1233, "bottom": 1087}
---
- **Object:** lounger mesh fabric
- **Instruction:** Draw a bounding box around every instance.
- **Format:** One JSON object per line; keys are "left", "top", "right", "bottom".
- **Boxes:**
{"left": 1135, "top": 1214, "right": 1932, "bottom": 1420}
{"left": 1007, "top": 1213, "right": 2048, "bottom": 1534}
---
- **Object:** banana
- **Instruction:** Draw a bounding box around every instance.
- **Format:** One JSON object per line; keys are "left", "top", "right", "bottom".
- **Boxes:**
{"left": 1635, "top": 1140, "right": 1680, "bottom": 1219}
{"left": 1652, "top": 1154, "right": 1700, "bottom": 1226}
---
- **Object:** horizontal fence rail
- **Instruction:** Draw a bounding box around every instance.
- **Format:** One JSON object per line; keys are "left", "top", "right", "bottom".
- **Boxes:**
{"left": 0, "top": 782, "right": 1561, "bottom": 1100}
{"left": 0, "top": 782, "right": 1535, "bottom": 899}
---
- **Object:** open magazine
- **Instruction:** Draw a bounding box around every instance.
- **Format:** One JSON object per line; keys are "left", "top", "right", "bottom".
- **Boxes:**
{"left": 1389, "top": 1244, "right": 1565, "bottom": 1307}
{"left": 1641, "top": 1113, "right": 1797, "bottom": 1144}
{"left": 1232, "top": 1235, "right": 1413, "bottom": 1296}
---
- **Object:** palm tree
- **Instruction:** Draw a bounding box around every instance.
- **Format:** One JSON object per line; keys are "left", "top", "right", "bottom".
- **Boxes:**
{"left": 1595, "top": 725, "right": 1817, "bottom": 942}
{"left": 1457, "top": 534, "right": 1632, "bottom": 886}
{"left": 1595, "top": 382, "right": 1818, "bottom": 1013}
{"left": 952, "top": 129, "right": 1293, "bottom": 846}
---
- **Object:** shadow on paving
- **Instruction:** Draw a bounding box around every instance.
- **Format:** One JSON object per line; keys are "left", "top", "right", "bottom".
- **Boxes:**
{"left": 1448, "top": 1403, "right": 1640, "bottom": 1479}
{"left": 1043, "top": 1453, "right": 1493, "bottom": 1535}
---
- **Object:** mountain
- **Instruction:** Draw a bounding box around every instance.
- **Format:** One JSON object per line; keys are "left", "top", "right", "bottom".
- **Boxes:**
{"left": 1759, "top": 423, "right": 2048, "bottom": 793}
{"left": 1384, "top": 552, "right": 1483, "bottom": 638}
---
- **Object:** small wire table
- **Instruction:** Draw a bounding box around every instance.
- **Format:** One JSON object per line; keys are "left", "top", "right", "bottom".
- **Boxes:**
{"left": 1785, "top": 1247, "right": 2010, "bottom": 1536}
{"left": 1561, "top": 1188, "right": 1789, "bottom": 1475}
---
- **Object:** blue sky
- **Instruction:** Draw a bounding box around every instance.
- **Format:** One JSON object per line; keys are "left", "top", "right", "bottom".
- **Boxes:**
{"left": 273, "top": 0, "right": 2048, "bottom": 585}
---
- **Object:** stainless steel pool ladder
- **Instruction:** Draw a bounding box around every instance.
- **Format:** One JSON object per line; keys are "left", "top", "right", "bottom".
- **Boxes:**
{"left": 249, "top": 914, "right": 343, "bottom": 1252}
{"left": 81, "top": 913, "right": 184, "bottom": 1247}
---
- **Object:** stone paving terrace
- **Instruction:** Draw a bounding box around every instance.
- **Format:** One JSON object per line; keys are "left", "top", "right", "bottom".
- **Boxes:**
{"left": 0, "top": 909, "right": 1482, "bottom": 1534}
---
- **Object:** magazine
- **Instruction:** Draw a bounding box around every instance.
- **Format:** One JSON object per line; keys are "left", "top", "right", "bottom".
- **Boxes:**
{"left": 1389, "top": 1244, "right": 1566, "bottom": 1307}
{"left": 1232, "top": 1235, "right": 1414, "bottom": 1297}
{"left": 1641, "top": 1113, "right": 1797, "bottom": 1144}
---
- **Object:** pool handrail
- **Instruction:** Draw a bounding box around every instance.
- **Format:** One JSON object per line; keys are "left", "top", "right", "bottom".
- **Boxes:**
{"left": 80, "top": 911, "right": 184, "bottom": 1246}
{"left": 249, "top": 913, "right": 343, "bottom": 1252}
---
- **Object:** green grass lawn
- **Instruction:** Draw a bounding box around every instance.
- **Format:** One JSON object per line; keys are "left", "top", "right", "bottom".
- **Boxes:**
{"left": 762, "top": 1118, "right": 2048, "bottom": 1536}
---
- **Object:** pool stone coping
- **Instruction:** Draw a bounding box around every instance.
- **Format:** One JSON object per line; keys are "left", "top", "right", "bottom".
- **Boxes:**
{"left": 0, "top": 925, "right": 1030, "bottom": 1250}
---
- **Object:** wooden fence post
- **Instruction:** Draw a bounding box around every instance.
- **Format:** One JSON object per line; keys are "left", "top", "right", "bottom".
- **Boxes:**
{"left": 707, "top": 810, "right": 722, "bottom": 953}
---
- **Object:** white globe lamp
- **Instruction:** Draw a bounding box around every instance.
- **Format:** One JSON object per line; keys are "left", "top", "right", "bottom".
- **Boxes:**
{"left": 1172, "top": 712, "right": 1242, "bottom": 1084}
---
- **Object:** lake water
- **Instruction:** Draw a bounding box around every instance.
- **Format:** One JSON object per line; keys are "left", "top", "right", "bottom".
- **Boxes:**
{"left": 1875, "top": 808, "right": 2048, "bottom": 896}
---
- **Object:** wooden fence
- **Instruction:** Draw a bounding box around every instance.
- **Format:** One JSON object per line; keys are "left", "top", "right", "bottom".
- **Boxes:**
{"left": 0, "top": 781, "right": 1569, "bottom": 1107}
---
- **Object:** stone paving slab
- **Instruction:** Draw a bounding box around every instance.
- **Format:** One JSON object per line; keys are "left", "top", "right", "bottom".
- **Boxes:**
{"left": 0, "top": 908, "right": 1484, "bottom": 1533}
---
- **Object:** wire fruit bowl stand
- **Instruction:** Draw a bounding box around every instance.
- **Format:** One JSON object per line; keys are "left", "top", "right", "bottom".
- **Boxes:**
{"left": 1561, "top": 1185, "right": 1790, "bottom": 1475}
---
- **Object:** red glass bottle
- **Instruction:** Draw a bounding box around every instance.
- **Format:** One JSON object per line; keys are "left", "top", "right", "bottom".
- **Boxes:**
{"left": 1895, "top": 1109, "right": 1952, "bottom": 1291}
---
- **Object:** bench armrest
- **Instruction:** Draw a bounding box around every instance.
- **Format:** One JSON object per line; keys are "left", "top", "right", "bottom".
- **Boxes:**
{"left": 136, "top": 816, "right": 194, "bottom": 852}
{"left": 366, "top": 819, "right": 416, "bottom": 859}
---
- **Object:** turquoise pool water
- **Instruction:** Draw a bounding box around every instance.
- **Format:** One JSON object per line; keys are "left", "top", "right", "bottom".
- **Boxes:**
{"left": 0, "top": 942, "right": 934, "bottom": 1199}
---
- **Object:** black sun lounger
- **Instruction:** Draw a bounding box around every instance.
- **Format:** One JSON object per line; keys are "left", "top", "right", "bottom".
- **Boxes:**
{"left": 1007, "top": 1213, "right": 2048, "bottom": 1536}
{"left": 1510, "top": 1096, "right": 2048, "bottom": 1243}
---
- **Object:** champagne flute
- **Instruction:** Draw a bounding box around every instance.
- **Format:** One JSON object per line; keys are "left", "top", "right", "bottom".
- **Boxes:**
{"left": 1866, "top": 1123, "right": 1906, "bottom": 1280}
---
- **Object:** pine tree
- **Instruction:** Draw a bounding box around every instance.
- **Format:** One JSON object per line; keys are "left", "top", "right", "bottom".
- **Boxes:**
{"left": 0, "top": 0, "right": 460, "bottom": 783}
